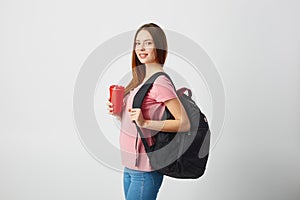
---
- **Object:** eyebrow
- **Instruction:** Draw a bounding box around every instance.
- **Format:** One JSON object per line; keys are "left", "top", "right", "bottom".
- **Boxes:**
{"left": 135, "top": 39, "right": 153, "bottom": 42}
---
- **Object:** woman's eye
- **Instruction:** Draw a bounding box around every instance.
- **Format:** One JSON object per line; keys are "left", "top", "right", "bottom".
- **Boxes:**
{"left": 135, "top": 42, "right": 140, "bottom": 45}
{"left": 146, "top": 42, "right": 152, "bottom": 45}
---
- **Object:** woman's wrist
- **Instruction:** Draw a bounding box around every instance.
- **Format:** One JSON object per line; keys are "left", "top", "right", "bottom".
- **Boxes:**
{"left": 141, "top": 120, "right": 150, "bottom": 129}
{"left": 141, "top": 120, "right": 165, "bottom": 131}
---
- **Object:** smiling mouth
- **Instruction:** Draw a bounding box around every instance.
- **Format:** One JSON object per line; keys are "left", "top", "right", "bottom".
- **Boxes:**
{"left": 139, "top": 53, "right": 148, "bottom": 59}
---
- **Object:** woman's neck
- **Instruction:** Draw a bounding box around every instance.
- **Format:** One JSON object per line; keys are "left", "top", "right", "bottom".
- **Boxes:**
{"left": 144, "top": 63, "right": 164, "bottom": 79}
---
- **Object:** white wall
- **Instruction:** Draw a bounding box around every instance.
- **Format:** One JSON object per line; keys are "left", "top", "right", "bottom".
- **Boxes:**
{"left": 0, "top": 0, "right": 299, "bottom": 199}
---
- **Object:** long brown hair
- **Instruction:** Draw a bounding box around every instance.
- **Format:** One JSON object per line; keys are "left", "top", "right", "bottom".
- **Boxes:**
{"left": 124, "top": 23, "right": 168, "bottom": 96}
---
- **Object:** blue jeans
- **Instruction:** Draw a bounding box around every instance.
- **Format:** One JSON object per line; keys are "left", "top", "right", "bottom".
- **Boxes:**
{"left": 123, "top": 167, "right": 164, "bottom": 200}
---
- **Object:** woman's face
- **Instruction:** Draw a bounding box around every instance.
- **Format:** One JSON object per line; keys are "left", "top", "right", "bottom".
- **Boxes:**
{"left": 135, "top": 29, "right": 157, "bottom": 64}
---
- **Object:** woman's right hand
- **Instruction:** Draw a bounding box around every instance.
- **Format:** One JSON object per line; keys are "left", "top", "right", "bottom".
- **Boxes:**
{"left": 106, "top": 98, "right": 114, "bottom": 115}
{"left": 106, "top": 98, "right": 122, "bottom": 120}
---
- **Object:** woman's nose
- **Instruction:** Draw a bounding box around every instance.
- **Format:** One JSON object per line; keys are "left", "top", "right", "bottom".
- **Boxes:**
{"left": 139, "top": 45, "right": 145, "bottom": 51}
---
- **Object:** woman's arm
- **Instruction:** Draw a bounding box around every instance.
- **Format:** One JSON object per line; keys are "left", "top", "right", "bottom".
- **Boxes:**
{"left": 129, "top": 97, "right": 191, "bottom": 132}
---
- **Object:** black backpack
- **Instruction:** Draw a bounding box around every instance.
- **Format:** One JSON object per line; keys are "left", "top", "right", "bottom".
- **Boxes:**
{"left": 133, "top": 72, "right": 210, "bottom": 179}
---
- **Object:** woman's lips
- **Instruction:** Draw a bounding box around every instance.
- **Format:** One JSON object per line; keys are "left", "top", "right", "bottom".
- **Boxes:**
{"left": 139, "top": 53, "right": 148, "bottom": 59}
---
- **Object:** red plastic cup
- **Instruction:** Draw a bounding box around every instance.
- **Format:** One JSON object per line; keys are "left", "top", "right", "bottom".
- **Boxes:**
{"left": 109, "top": 85, "right": 125, "bottom": 114}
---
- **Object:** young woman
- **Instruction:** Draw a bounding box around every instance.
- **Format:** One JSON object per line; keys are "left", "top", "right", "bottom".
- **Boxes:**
{"left": 107, "top": 23, "right": 190, "bottom": 200}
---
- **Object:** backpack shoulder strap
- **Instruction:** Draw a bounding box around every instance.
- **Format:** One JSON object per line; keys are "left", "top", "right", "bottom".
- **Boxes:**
{"left": 132, "top": 71, "right": 175, "bottom": 154}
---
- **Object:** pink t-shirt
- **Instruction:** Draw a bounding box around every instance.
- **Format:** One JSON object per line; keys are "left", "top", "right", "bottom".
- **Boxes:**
{"left": 119, "top": 75, "right": 178, "bottom": 171}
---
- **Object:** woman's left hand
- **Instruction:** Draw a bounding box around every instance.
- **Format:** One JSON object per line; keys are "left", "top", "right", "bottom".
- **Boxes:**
{"left": 129, "top": 108, "right": 146, "bottom": 127}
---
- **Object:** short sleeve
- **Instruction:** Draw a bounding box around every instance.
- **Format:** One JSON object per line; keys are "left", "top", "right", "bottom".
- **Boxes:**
{"left": 152, "top": 75, "right": 177, "bottom": 103}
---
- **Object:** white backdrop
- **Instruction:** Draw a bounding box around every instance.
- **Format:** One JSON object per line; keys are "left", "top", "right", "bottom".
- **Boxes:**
{"left": 0, "top": 0, "right": 299, "bottom": 199}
